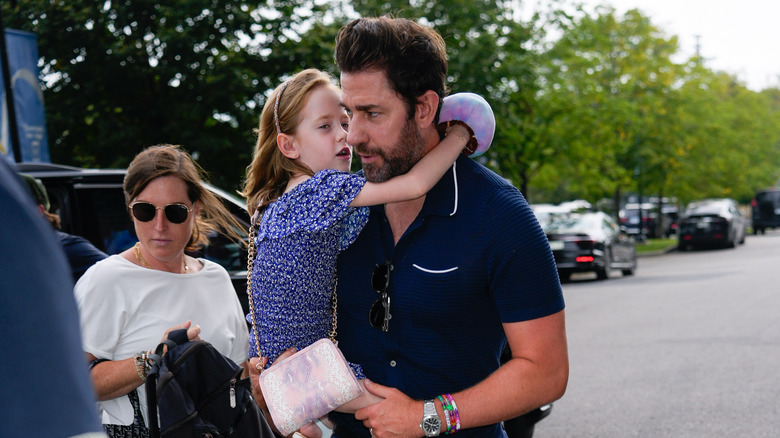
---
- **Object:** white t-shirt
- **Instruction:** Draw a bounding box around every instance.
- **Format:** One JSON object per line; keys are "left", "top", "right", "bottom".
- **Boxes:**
{"left": 74, "top": 255, "right": 249, "bottom": 426}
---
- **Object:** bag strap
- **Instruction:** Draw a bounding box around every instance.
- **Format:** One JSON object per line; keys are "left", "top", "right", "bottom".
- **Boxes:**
{"left": 246, "top": 213, "right": 264, "bottom": 359}
{"left": 327, "top": 269, "right": 338, "bottom": 343}
{"left": 246, "top": 210, "right": 340, "bottom": 364}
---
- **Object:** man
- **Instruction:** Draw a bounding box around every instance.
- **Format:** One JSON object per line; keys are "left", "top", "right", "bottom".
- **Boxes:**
{"left": 0, "top": 158, "right": 106, "bottom": 437}
{"left": 330, "top": 16, "right": 568, "bottom": 437}
{"left": 20, "top": 173, "right": 108, "bottom": 282}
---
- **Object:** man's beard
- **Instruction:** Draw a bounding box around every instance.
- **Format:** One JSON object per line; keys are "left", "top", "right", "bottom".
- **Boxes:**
{"left": 357, "top": 118, "right": 426, "bottom": 183}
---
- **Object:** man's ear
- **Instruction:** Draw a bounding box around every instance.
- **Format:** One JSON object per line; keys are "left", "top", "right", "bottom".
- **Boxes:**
{"left": 414, "top": 90, "right": 440, "bottom": 129}
{"left": 277, "top": 133, "right": 299, "bottom": 159}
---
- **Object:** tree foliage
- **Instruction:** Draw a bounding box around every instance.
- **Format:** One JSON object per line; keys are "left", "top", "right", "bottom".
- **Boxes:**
{"left": 528, "top": 5, "right": 780, "bottom": 207}
{"left": 4, "top": 0, "right": 780, "bottom": 207}
{"left": 3, "top": 0, "right": 342, "bottom": 190}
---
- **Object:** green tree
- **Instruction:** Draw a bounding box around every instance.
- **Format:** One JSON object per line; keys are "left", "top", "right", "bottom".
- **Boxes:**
{"left": 534, "top": 6, "right": 682, "bottom": 208}
{"left": 672, "top": 66, "right": 780, "bottom": 204}
{"left": 3, "top": 0, "right": 343, "bottom": 191}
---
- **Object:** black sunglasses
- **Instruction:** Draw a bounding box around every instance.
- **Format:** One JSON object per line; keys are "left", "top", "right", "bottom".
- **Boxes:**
{"left": 130, "top": 201, "right": 192, "bottom": 224}
{"left": 369, "top": 262, "right": 392, "bottom": 332}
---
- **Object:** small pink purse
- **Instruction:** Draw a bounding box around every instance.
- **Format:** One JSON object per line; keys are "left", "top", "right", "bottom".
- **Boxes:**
{"left": 258, "top": 339, "right": 363, "bottom": 436}
{"left": 247, "top": 218, "right": 362, "bottom": 436}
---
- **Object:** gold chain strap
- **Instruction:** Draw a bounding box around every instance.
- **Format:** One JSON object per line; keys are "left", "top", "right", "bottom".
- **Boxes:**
{"left": 246, "top": 212, "right": 339, "bottom": 364}
{"left": 246, "top": 215, "right": 263, "bottom": 358}
{"left": 328, "top": 271, "right": 338, "bottom": 343}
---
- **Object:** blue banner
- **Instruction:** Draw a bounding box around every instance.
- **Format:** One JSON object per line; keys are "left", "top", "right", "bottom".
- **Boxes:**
{"left": 0, "top": 29, "right": 49, "bottom": 163}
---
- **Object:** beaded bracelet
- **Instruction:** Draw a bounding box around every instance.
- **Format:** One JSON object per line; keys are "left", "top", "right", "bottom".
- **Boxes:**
{"left": 437, "top": 395, "right": 452, "bottom": 434}
{"left": 133, "top": 351, "right": 151, "bottom": 381}
{"left": 443, "top": 393, "right": 460, "bottom": 433}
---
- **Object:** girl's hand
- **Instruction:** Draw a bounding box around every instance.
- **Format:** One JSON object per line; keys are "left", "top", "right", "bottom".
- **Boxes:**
{"left": 248, "top": 347, "right": 298, "bottom": 436}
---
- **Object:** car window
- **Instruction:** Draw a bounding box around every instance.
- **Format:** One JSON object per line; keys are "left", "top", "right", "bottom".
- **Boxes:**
{"left": 545, "top": 214, "right": 596, "bottom": 233}
{"left": 603, "top": 217, "right": 619, "bottom": 234}
{"left": 73, "top": 185, "right": 136, "bottom": 254}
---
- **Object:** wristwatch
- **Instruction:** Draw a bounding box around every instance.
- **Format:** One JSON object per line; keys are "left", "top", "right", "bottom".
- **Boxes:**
{"left": 420, "top": 399, "right": 442, "bottom": 436}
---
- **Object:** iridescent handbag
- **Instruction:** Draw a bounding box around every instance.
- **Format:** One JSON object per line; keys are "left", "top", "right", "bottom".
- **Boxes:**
{"left": 247, "top": 216, "right": 363, "bottom": 436}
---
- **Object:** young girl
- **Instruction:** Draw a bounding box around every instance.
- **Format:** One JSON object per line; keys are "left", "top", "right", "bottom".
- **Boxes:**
{"left": 242, "top": 68, "right": 491, "bottom": 419}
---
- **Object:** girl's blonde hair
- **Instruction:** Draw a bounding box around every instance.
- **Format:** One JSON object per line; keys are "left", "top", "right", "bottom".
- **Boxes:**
{"left": 242, "top": 69, "right": 339, "bottom": 215}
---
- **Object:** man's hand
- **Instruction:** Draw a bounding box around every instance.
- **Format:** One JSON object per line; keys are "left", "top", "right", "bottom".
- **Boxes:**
{"left": 354, "top": 380, "right": 422, "bottom": 437}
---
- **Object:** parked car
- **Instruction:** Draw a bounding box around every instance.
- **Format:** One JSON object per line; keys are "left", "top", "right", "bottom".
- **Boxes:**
{"left": 530, "top": 204, "right": 572, "bottom": 229}
{"left": 678, "top": 198, "right": 746, "bottom": 250}
{"left": 16, "top": 162, "right": 252, "bottom": 314}
{"left": 542, "top": 212, "right": 637, "bottom": 281}
{"left": 619, "top": 203, "right": 659, "bottom": 239}
{"left": 751, "top": 188, "right": 780, "bottom": 234}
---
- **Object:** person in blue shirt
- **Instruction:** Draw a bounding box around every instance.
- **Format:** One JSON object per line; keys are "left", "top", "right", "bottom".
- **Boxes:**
{"left": 20, "top": 173, "right": 108, "bottom": 282}
{"left": 324, "top": 16, "right": 568, "bottom": 438}
{"left": 0, "top": 157, "right": 105, "bottom": 438}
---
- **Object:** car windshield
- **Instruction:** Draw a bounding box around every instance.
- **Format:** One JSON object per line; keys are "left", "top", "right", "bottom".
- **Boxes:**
{"left": 543, "top": 214, "right": 597, "bottom": 234}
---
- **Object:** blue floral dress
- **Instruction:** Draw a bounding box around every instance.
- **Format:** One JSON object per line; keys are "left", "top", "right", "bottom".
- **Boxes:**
{"left": 248, "top": 169, "right": 369, "bottom": 378}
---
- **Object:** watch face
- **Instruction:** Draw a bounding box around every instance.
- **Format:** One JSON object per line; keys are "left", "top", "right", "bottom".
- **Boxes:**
{"left": 423, "top": 417, "right": 440, "bottom": 434}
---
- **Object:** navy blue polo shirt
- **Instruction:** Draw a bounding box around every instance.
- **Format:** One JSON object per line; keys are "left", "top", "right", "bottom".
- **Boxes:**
{"left": 332, "top": 156, "right": 564, "bottom": 437}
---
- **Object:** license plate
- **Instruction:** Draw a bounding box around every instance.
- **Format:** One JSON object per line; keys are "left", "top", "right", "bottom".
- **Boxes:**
{"left": 549, "top": 241, "right": 564, "bottom": 250}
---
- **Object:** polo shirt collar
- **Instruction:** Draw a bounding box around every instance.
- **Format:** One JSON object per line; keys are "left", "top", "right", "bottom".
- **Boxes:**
{"left": 418, "top": 156, "right": 462, "bottom": 219}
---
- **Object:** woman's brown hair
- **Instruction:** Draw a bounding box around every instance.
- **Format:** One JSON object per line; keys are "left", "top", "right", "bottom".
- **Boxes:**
{"left": 124, "top": 144, "right": 244, "bottom": 252}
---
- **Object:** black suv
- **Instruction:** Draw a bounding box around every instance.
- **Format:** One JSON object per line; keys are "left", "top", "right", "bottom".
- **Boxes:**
{"left": 751, "top": 188, "right": 780, "bottom": 234}
{"left": 16, "top": 162, "right": 252, "bottom": 315}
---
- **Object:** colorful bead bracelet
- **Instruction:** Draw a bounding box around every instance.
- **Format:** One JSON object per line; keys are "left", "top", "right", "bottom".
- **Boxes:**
{"left": 439, "top": 393, "right": 460, "bottom": 434}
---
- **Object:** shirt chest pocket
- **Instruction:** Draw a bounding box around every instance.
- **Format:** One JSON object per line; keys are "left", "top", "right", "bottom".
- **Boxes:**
{"left": 396, "top": 263, "right": 476, "bottom": 323}
{"left": 409, "top": 263, "right": 461, "bottom": 300}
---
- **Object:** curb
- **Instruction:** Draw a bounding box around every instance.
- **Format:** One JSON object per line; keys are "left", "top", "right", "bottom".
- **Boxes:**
{"left": 637, "top": 246, "right": 678, "bottom": 258}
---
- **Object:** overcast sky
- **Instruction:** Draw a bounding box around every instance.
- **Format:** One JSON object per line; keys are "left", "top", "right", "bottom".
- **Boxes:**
{"left": 525, "top": 0, "right": 779, "bottom": 91}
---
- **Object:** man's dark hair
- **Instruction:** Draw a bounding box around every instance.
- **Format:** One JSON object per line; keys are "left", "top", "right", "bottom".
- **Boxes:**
{"left": 335, "top": 16, "right": 449, "bottom": 121}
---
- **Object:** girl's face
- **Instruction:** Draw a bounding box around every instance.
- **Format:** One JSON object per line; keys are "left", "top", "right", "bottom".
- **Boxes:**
{"left": 131, "top": 175, "right": 199, "bottom": 265}
{"left": 287, "top": 85, "right": 352, "bottom": 173}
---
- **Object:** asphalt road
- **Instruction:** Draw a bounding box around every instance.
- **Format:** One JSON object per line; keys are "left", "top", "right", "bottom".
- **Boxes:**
{"left": 534, "top": 231, "right": 780, "bottom": 437}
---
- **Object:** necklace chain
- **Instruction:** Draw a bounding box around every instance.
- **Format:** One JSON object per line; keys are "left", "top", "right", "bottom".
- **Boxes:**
{"left": 133, "top": 242, "right": 188, "bottom": 274}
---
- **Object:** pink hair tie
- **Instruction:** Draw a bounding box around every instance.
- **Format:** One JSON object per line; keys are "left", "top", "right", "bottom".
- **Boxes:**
{"left": 439, "top": 92, "right": 495, "bottom": 157}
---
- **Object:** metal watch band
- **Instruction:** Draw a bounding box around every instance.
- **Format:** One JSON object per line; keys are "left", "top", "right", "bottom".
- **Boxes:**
{"left": 420, "top": 399, "right": 441, "bottom": 436}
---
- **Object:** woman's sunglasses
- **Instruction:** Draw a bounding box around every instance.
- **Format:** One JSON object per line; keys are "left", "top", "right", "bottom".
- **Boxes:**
{"left": 369, "top": 262, "right": 392, "bottom": 332}
{"left": 130, "top": 201, "right": 192, "bottom": 224}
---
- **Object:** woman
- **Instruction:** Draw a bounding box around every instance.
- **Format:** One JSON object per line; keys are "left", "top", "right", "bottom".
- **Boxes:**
{"left": 75, "top": 144, "right": 249, "bottom": 436}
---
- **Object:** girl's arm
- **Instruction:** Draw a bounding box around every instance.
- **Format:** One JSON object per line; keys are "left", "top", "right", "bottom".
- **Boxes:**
{"left": 334, "top": 379, "right": 384, "bottom": 413}
{"left": 350, "top": 123, "right": 471, "bottom": 207}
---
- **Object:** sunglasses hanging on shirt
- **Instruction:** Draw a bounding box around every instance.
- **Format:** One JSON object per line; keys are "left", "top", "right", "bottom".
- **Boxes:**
{"left": 369, "top": 262, "right": 392, "bottom": 332}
